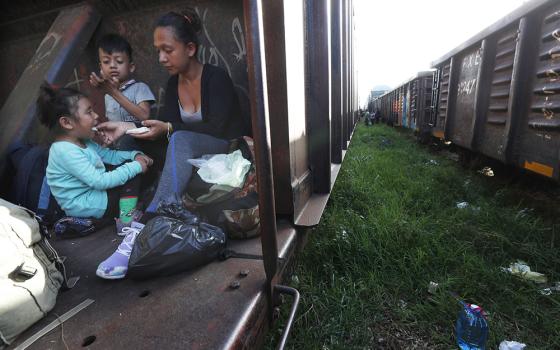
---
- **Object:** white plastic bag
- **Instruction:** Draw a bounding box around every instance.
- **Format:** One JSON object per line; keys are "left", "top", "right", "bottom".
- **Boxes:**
{"left": 188, "top": 154, "right": 215, "bottom": 168}
{"left": 499, "top": 340, "right": 526, "bottom": 350}
{"left": 188, "top": 150, "right": 250, "bottom": 188}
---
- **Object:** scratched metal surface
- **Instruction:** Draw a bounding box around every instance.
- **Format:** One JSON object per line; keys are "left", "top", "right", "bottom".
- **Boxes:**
{"left": 8, "top": 221, "right": 297, "bottom": 350}
{"left": 476, "top": 26, "right": 519, "bottom": 162}
{"left": 0, "top": 4, "right": 101, "bottom": 168}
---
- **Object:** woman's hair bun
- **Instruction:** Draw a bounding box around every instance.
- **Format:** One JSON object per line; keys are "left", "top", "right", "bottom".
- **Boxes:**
{"left": 156, "top": 8, "right": 202, "bottom": 47}
{"left": 181, "top": 8, "right": 201, "bottom": 33}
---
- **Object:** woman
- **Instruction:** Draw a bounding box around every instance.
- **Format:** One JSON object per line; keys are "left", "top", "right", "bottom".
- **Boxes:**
{"left": 98, "top": 9, "right": 248, "bottom": 216}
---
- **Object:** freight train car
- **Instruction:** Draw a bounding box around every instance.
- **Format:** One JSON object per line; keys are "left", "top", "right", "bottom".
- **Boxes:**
{"left": 372, "top": 71, "right": 433, "bottom": 135}
{"left": 0, "top": 0, "right": 358, "bottom": 348}
{"left": 430, "top": 0, "right": 560, "bottom": 180}
{"left": 373, "top": 0, "right": 559, "bottom": 181}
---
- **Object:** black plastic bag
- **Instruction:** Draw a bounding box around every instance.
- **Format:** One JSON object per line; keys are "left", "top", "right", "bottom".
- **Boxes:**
{"left": 128, "top": 205, "right": 226, "bottom": 280}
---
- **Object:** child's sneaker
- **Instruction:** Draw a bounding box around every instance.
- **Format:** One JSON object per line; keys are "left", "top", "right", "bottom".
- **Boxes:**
{"left": 96, "top": 225, "right": 143, "bottom": 279}
{"left": 115, "top": 210, "right": 143, "bottom": 236}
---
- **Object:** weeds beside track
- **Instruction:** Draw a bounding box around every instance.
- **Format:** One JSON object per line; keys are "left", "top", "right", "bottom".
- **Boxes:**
{"left": 268, "top": 124, "right": 560, "bottom": 349}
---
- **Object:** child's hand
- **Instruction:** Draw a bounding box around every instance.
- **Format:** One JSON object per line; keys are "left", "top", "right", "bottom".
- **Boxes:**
{"left": 135, "top": 154, "right": 153, "bottom": 173}
{"left": 134, "top": 154, "right": 153, "bottom": 167}
{"left": 135, "top": 157, "right": 149, "bottom": 173}
{"left": 89, "top": 72, "right": 119, "bottom": 95}
{"left": 89, "top": 72, "right": 105, "bottom": 89}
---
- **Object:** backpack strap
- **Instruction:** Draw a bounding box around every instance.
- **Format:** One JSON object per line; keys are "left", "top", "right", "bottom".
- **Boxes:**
{"left": 36, "top": 177, "right": 63, "bottom": 225}
{"left": 37, "top": 176, "right": 51, "bottom": 211}
{"left": 37, "top": 236, "right": 79, "bottom": 290}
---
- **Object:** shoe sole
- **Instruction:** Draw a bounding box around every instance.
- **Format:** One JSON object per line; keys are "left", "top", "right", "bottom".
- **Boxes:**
{"left": 96, "top": 268, "right": 126, "bottom": 279}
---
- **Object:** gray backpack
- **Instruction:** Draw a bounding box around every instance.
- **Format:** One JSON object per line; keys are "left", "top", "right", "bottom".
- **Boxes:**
{"left": 0, "top": 198, "right": 64, "bottom": 346}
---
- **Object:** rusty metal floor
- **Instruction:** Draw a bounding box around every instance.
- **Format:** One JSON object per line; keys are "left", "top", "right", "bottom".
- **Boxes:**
{"left": 9, "top": 221, "right": 297, "bottom": 350}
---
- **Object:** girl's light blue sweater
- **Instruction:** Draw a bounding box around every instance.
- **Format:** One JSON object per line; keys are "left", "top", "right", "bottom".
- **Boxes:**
{"left": 47, "top": 140, "right": 142, "bottom": 218}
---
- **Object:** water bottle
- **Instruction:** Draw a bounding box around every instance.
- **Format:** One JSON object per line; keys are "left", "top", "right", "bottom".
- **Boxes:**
{"left": 455, "top": 301, "right": 488, "bottom": 350}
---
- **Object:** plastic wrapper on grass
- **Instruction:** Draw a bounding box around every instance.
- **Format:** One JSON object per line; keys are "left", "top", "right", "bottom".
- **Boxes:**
{"left": 128, "top": 215, "right": 226, "bottom": 280}
{"left": 501, "top": 260, "right": 547, "bottom": 284}
{"left": 540, "top": 282, "right": 560, "bottom": 295}
{"left": 499, "top": 340, "right": 526, "bottom": 350}
{"left": 428, "top": 281, "right": 439, "bottom": 294}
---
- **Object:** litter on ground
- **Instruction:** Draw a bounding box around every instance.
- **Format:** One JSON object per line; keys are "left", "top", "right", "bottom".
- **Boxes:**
{"left": 428, "top": 281, "right": 439, "bottom": 294}
{"left": 478, "top": 166, "right": 495, "bottom": 177}
{"left": 539, "top": 282, "right": 560, "bottom": 296}
{"left": 499, "top": 340, "right": 527, "bottom": 350}
{"left": 501, "top": 261, "right": 547, "bottom": 284}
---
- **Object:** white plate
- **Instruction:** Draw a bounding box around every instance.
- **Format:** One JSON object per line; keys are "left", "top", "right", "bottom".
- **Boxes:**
{"left": 126, "top": 127, "right": 150, "bottom": 135}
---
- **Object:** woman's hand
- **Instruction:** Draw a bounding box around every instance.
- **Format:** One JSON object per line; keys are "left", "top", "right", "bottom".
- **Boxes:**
{"left": 131, "top": 119, "right": 168, "bottom": 141}
{"left": 96, "top": 121, "right": 135, "bottom": 145}
{"left": 92, "top": 129, "right": 111, "bottom": 146}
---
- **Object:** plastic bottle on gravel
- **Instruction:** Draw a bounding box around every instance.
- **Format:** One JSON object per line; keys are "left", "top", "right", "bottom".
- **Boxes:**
{"left": 456, "top": 301, "right": 489, "bottom": 350}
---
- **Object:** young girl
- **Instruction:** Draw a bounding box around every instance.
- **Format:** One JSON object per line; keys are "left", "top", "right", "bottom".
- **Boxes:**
{"left": 37, "top": 82, "right": 152, "bottom": 279}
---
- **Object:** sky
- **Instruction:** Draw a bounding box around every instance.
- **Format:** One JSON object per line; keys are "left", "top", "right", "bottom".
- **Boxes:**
{"left": 354, "top": 0, "right": 530, "bottom": 107}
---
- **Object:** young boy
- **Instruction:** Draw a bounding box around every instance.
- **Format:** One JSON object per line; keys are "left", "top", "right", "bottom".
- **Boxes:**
{"left": 89, "top": 33, "right": 155, "bottom": 149}
{"left": 88, "top": 33, "right": 155, "bottom": 229}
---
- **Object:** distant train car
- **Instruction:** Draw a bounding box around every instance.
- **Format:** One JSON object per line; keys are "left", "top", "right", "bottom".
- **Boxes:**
{"left": 373, "top": 71, "right": 433, "bottom": 135}
{"left": 430, "top": 0, "right": 560, "bottom": 180}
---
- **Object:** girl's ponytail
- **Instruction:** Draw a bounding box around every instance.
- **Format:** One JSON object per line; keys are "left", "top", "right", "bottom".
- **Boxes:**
{"left": 37, "top": 82, "right": 57, "bottom": 129}
{"left": 36, "top": 82, "right": 84, "bottom": 130}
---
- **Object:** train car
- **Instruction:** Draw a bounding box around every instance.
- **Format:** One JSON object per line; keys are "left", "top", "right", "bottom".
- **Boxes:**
{"left": 0, "top": 0, "right": 358, "bottom": 348}
{"left": 408, "top": 72, "right": 434, "bottom": 133}
{"left": 372, "top": 71, "right": 433, "bottom": 134}
{"left": 430, "top": 0, "right": 560, "bottom": 180}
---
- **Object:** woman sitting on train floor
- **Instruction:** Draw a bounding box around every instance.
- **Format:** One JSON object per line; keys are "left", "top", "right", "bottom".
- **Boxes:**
{"left": 96, "top": 9, "right": 248, "bottom": 222}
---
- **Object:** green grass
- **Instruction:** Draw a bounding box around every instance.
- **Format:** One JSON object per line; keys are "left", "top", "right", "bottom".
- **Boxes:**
{"left": 267, "top": 124, "right": 560, "bottom": 349}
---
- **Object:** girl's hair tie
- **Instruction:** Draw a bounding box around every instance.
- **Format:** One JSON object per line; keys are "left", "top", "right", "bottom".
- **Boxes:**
{"left": 183, "top": 15, "right": 192, "bottom": 24}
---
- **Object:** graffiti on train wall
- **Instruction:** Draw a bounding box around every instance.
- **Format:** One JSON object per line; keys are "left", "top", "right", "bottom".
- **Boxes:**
{"left": 457, "top": 78, "right": 477, "bottom": 96}
{"left": 457, "top": 49, "right": 481, "bottom": 96}
{"left": 450, "top": 47, "right": 482, "bottom": 147}
{"left": 196, "top": 9, "right": 246, "bottom": 72}
{"left": 231, "top": 17, "right": 247, "bottom": 63}
{"left": 195, "top": 6, "right": 249, "bottom": 113}
{"left": 65, "top": 68, "right": 84, "bottom": 90}
{"left": 27, "top": 33, "right": 62, "bottom": 74}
